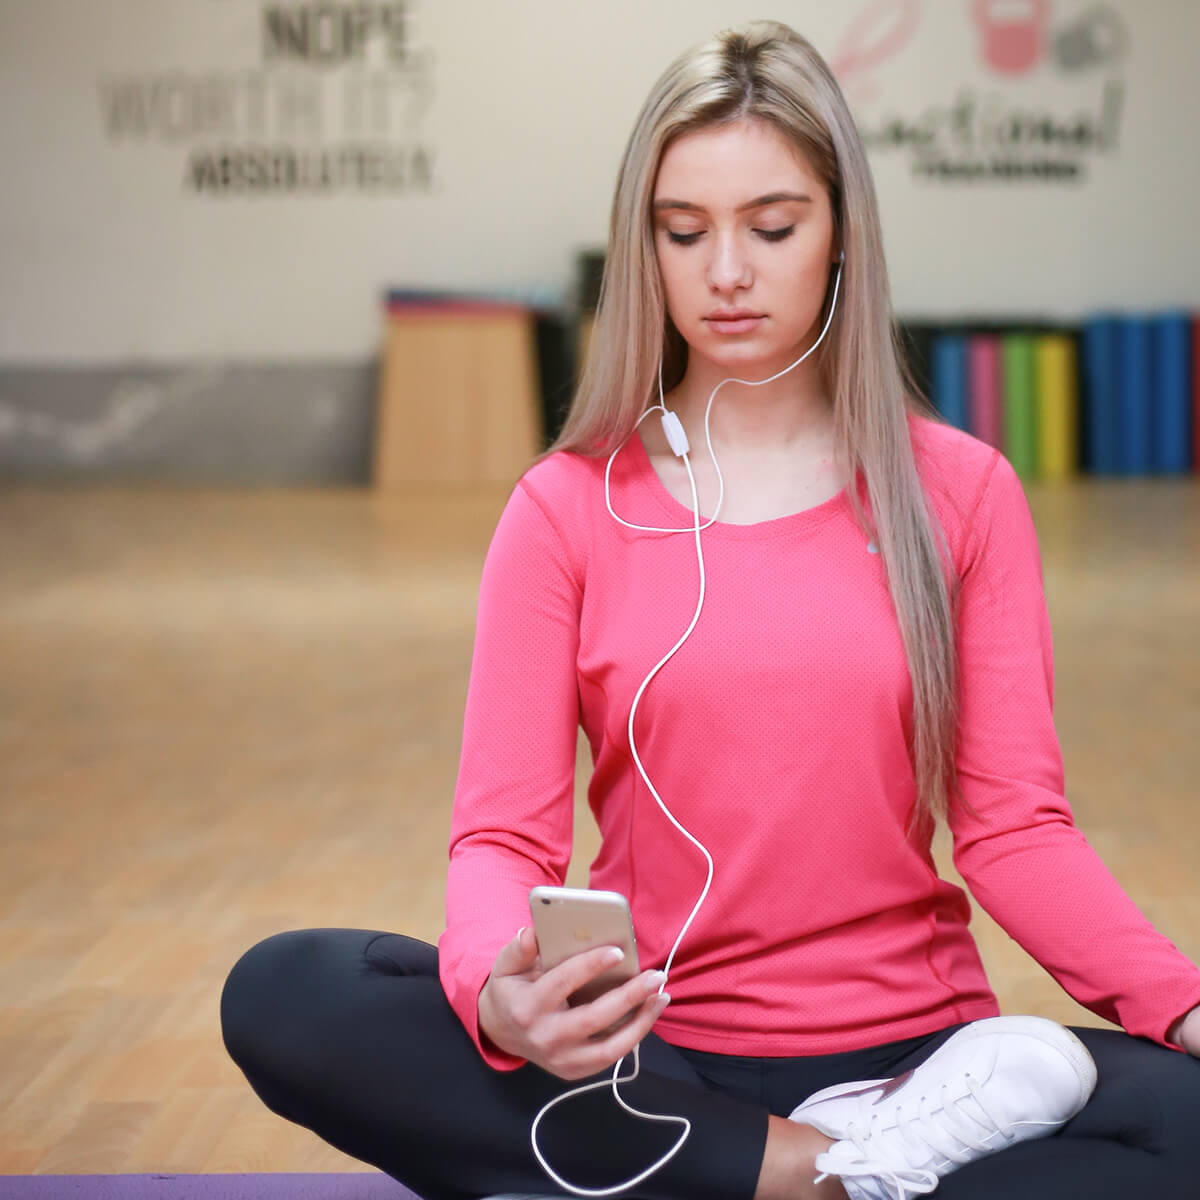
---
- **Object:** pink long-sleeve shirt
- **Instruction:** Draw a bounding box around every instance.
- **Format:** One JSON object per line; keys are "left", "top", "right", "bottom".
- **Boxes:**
{"left": 439, "top": 411, "right": 1200, "bottom": 1069}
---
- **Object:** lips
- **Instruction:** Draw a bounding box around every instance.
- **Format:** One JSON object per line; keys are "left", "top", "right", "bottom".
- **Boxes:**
{"left": 705, "top": 313, "right": 764, "bottom": 334}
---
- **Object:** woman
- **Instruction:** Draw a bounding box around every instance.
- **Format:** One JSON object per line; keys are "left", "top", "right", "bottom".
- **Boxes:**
{"left": 221, "top": 20, "right": 1200, "bottom": 1200}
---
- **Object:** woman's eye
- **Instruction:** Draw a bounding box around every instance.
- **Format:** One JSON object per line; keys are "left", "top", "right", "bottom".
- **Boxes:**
{"left": 664, "top": 226, "right": 796, "bottom": 245}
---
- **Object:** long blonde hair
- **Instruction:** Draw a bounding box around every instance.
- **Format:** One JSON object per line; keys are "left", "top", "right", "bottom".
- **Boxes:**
{"left": 547, "top": 20, "right": 961, "bottom": 825}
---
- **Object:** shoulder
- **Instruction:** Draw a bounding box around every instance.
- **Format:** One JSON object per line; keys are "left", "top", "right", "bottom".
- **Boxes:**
{"left": 905, "top": 410, "right": 1014, "bottom": 546}
{"left": 907, "top": 410, "right": 1001, "bottom": 495}
{"left": 519, "top": 448, "right": 605, "bottom": 500}
{"left": 514, "top": 449, "right": 607, "bottom": 532}
{"left": 485, "top": 450, "right": 608, "bottom": 585}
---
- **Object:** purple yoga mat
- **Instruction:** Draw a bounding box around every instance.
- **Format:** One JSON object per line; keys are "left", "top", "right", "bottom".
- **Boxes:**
{"left": 0, "top": 1176, "right": 416, "bottom": 1200}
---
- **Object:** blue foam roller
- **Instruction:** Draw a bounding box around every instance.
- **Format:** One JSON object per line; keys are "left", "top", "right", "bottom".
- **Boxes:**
{"left": 931, "top": 334, "right": 969, "bottom": 432}
{"left": 1115, "top": 316, "right": 1152, "bottom": 475}
{"left": 1082, "top": 317, "right": 1118, "bottom": 474}
{"left": 1151, "top": 311, "right": 1192, "bottom": 474}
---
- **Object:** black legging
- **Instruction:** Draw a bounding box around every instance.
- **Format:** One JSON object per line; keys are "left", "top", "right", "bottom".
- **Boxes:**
{"left": 220, "top": 929, "right": 1200, "bottom": 1200}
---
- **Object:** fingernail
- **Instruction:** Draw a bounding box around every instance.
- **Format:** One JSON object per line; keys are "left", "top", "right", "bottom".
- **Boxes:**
{"left": 655, "top": 992, "right": 671, "bottom": 1010}
{"left": 646, "top": 970, "right": 667, "bottom": 989}
{"left": 603, "top": 946, "right": 625, "bottom": 965}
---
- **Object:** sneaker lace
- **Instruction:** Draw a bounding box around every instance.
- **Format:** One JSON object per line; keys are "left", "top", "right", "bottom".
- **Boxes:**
{"left": 813, "top": 1072, "right": 1025, "bottom": 1200}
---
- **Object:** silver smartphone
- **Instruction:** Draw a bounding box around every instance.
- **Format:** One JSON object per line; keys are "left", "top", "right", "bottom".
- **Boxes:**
{"left": 529, "top": 886, "right": 640, "bottom": 1007}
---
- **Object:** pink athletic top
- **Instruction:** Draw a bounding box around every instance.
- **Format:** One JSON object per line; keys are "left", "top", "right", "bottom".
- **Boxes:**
{"left": 439, "top": 411, "right": 1200, "bottom": 1069}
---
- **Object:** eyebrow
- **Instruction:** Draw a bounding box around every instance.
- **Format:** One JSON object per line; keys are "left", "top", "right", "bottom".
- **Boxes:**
{"left": 652, "top": 191, "right": 813, "bottom": 213}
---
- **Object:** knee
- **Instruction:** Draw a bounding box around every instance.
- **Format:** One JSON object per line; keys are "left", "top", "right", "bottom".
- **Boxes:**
{"left": 1086, "top": 1039, "right": 1200, "bottom": 1158}
{"left": 1152, "top": 1050, "right": 1200, "bottom": 1146}
{"left": 220, "top": 928, "right": 324, "bottom": 1076}
{"left": 1128, "top": 1053, "right": 1200, "bottom": 1169}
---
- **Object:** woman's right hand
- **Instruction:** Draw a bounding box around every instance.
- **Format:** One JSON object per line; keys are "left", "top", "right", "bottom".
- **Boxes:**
{"left": 477, "top": 926, "right": 671, "bottom": 1080}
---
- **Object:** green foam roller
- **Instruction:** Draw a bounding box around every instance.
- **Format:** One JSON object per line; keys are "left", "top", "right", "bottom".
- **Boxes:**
{"left": 1002, "top": 334, "right": 1038, "bottom": 479}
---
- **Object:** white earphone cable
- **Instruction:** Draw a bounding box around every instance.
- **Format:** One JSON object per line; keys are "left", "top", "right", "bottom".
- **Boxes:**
{"left": 533, "top": 255, "right": 845, "bottom": 1196}
{"left": 530, "top": 453, "right": 708, "bottom": 1196}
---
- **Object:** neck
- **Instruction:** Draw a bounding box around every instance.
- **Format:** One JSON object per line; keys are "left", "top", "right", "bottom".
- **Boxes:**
{"left": 668, "top": 353, "right": 833, "bottom": 451}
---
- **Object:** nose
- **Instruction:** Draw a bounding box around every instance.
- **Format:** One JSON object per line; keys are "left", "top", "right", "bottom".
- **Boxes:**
{"left": 706, "top": 232, "right": 752, "bottom": 292}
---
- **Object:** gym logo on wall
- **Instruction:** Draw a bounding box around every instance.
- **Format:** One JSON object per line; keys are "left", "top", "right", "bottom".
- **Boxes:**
{"left": 832, "top": 0, "right": 1128, "bottom": 184}
{"left": 98, "top": 2, "right": 436, "bottom": 196}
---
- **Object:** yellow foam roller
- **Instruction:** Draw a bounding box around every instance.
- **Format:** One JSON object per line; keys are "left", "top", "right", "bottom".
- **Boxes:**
{"left": 1035, "top": 334, "right": 1079, "bottom": 480}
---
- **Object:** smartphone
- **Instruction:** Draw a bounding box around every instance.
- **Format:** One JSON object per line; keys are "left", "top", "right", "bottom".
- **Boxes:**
{"left": 529, "top": 886, "right": 640, "bottom": 1007}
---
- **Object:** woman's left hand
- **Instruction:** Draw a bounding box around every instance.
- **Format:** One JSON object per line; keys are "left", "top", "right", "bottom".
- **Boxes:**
{"left": 1167, "top": 1005, "right": 1200, "bottom": 1056}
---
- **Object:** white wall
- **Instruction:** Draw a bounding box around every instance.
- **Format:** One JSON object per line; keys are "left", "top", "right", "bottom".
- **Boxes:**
{"left": 1, "top": 0, "right": 1196, "bottom": 364}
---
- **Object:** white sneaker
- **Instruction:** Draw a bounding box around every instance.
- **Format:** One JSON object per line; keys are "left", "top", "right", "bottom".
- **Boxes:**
{"left": 788, "top": 1016, "right": 1097, "bottom": 1200}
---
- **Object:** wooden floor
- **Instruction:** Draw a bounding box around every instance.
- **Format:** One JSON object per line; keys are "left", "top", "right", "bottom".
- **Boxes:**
{"left": 0, "top": 478, "right": 1197, "bottom": 1175}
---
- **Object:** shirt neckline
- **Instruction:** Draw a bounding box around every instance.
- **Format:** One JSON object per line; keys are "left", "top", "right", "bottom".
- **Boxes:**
{"left": 625, "top": 428, "right": 854, "bottom": 541}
